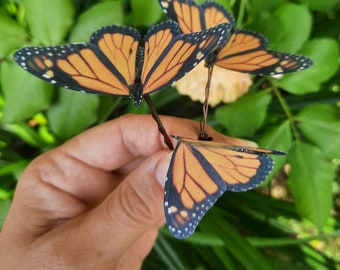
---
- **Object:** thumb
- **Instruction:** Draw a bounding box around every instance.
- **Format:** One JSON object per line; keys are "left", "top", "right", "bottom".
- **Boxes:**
{"left": 77, "top": 150, "right": 172, "bottom": 260}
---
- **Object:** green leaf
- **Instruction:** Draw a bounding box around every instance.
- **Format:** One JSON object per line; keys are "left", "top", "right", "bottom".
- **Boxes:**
{"left": 287, "top": 142, "right": 334, "bottom": 230}
{"left": 0, "top": 11, "right": 28, "bottom": 57}
{"left": 273, "top": 3, "right": 312, "bottom": 52}
{"left": 23, "top": 0, "right": 74, "bottom": 45}
{"left": 279, "top": 38, "right": 339, "bottom": 94}
{"left": 215, "top": 90, "right": 272, "bottom": 138}
{"left": 69, "top": 1, "right": 124, "bottom": 43}
{"left": 247, "top": 3, "right": 311, "bottom": 52}
{"left": 246, "top": 13, "right": 283, "bottom": 48}
{"left": 0, "top": 199, "right": 11, "bottom": 228}
{"left": 0, "top": 160, "right": 29, "bottom": 179}
{"left": 259, "top": 120, "right": 292, "bottom": 182}
{"left": 259, "top": 120, "right": 292, "bottom": 152}
{"left": 1, "top": 61, "right": 53, "bottom": 123}
{"left": 195, "top": 0, "right": 233, "bottom": 13}
{"left": 305, "top": 0, "right": 339, "bottom": 11}
{"left": 249, "top": 0, "right": 284, "bottom": 15}
{"left": 296, "top": 104, "right": 340, "bottom": 160}
{"left": 131, "top": 0, "right": 163, "bottom": 26}
{"left": 200, "top": 210, "right": 274, "bottom": 270}
{"left": 2, "top": 122, "right": 47, "bottom": 148}
{"left": 47, "top": 89, "right": 99, "bottom": 139}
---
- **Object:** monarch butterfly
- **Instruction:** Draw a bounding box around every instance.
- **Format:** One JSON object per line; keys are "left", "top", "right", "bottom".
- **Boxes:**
{"left": 158, "top": 0, "right": 313, "bottom": 140}
{"left": 14, "top": 20, "right": 232, "bottom": 107}
{"left": 165, "top": 136, "right": 285, "bottom": 239}
{"left": 158, "top": 0, "right": 313, "bottom": 75}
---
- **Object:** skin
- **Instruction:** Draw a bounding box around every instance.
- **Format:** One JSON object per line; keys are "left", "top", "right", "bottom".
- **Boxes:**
{"left": 0, "top": 114, "right": 252, "bottom": 269}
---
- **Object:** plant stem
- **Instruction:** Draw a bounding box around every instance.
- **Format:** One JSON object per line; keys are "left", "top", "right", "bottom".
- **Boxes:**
{"left": 237, "top": 0, "right": 247, "bottom": 28}
{"left": 270, "top": 79, "right": 301, "bottom": 142}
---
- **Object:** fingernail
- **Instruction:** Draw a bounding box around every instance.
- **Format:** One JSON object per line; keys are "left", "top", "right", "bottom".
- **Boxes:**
{"left": 155, "top": 152, "right": 172, "bottom": 187}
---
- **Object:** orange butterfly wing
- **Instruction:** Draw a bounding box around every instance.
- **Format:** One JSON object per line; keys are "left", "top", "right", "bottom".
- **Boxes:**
{"left": 140, "top": 21, "right": 232, "bottom": 94}
{"left": 159, "top": 0, "right": 313, "bottom": 75}
{"left": 14, "top": 27, "right": 141, "bottom": 97}
{"left": 212, "top": 29, "right": 313, "bottom": 75}
{"left": 15, "top": 21, "right": 231, "bottom": 106}
{"left": 90, "top": 26, "right": 140, "bottom": 86}
{"left": 159, "top": 0, "right": 204, "bottom": 33}
{"left": 159, "top": 0, "right": 234, "bottom": 33}
{"left": 165, "top": 136, "right": 285, "bottom": 239}
{"left": 202, "top": 1, "right": 235, "bottom": 29}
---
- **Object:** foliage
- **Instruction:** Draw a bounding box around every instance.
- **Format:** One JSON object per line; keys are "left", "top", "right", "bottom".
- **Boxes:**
{"left": 0, "top": 0, "right": 340, "bottom": 268}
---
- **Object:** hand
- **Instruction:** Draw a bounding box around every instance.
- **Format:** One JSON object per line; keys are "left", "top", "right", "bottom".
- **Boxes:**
{"left": 0, "top": 114, "right": 252, "bottom": 269}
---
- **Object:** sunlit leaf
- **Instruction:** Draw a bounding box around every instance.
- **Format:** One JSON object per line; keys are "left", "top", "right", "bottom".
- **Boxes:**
{"left": 247, "top": 3, "right": 311, "bottom": 52}
{"left": 47, "top": 89, "right": 99, "bottom": 139}
{"left": 1, "top": 61, "right": 53, "bottom": 123}
{"left": 296, "top": 104, "right": 340, "bottom": 159}
{"left": 0, "top": 11, "right": 27, "bottom": 57}
{"left": 215, "top": 90, "right": 272, "bottom": 137}
{"left": 131, "top": 0, "right": 163, "bottom": 26}
{"left": 249, "top": 0, "right": 284, "bottom": 15}
{"left": 23, "top": 0, "right": 74, "bottom": 45}
{"left": 69, "top": 1, "right": 124, "bottom": 42}
{"left": 273, "top": 3, "right": 312, "bottom": 52}
{"left": 259, "top": 120, "right": 292, "bottom": 182}
{"left": 279, "top": 38, "right": 339, "bottom": 94}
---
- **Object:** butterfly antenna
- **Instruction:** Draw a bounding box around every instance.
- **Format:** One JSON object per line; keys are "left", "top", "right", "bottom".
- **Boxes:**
{"left": 199, "top": 65, "right": 214, "bottom": 141}
{"left": 144, "top": 95, "right": 174, "bottom": 150}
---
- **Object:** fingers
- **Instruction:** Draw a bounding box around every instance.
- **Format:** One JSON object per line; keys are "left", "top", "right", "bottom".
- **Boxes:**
{"left": 62, "top": 114, "right": 200, "bottom": 171}
{"left": 23, "top": 150, "right": 171, "bottom": 268}
{"left": 62, "top": 113, "right": 253, "bottom": 172}
{"left": 4, "top": 114, "right": 254, "bottom": 234}
{"left": 82, "top": 151, "right": 171, "bottom": 257}
{"left": 2, "top": 115, "right": 198, "bottom": 236}
{"left": 0, "top": 114, "right": 258, "bottom": 268}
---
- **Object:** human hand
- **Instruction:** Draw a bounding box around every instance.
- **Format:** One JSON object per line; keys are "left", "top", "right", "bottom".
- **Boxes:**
{"left": 0, "top": 114, "right": 252, "bottom": 269}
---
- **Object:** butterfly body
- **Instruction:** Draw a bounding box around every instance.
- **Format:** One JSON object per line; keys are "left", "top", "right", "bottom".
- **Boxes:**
{"left": 165, "top": 136, "right": 285, "bottom": 239}
{"left": 14, "top": 21, "right": 232, "bottom": 106}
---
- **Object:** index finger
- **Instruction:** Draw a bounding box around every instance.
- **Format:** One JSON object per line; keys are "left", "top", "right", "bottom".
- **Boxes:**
{"left": 63, "top": 113, "right": 255, "bottom": 171}
{"left": 61, "top": 114, "right": 198, "bottom": 171}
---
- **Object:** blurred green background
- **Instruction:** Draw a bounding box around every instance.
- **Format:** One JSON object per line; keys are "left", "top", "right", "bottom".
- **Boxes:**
{"left": 0, "top": 0, "right": 340, "bottom": 269}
